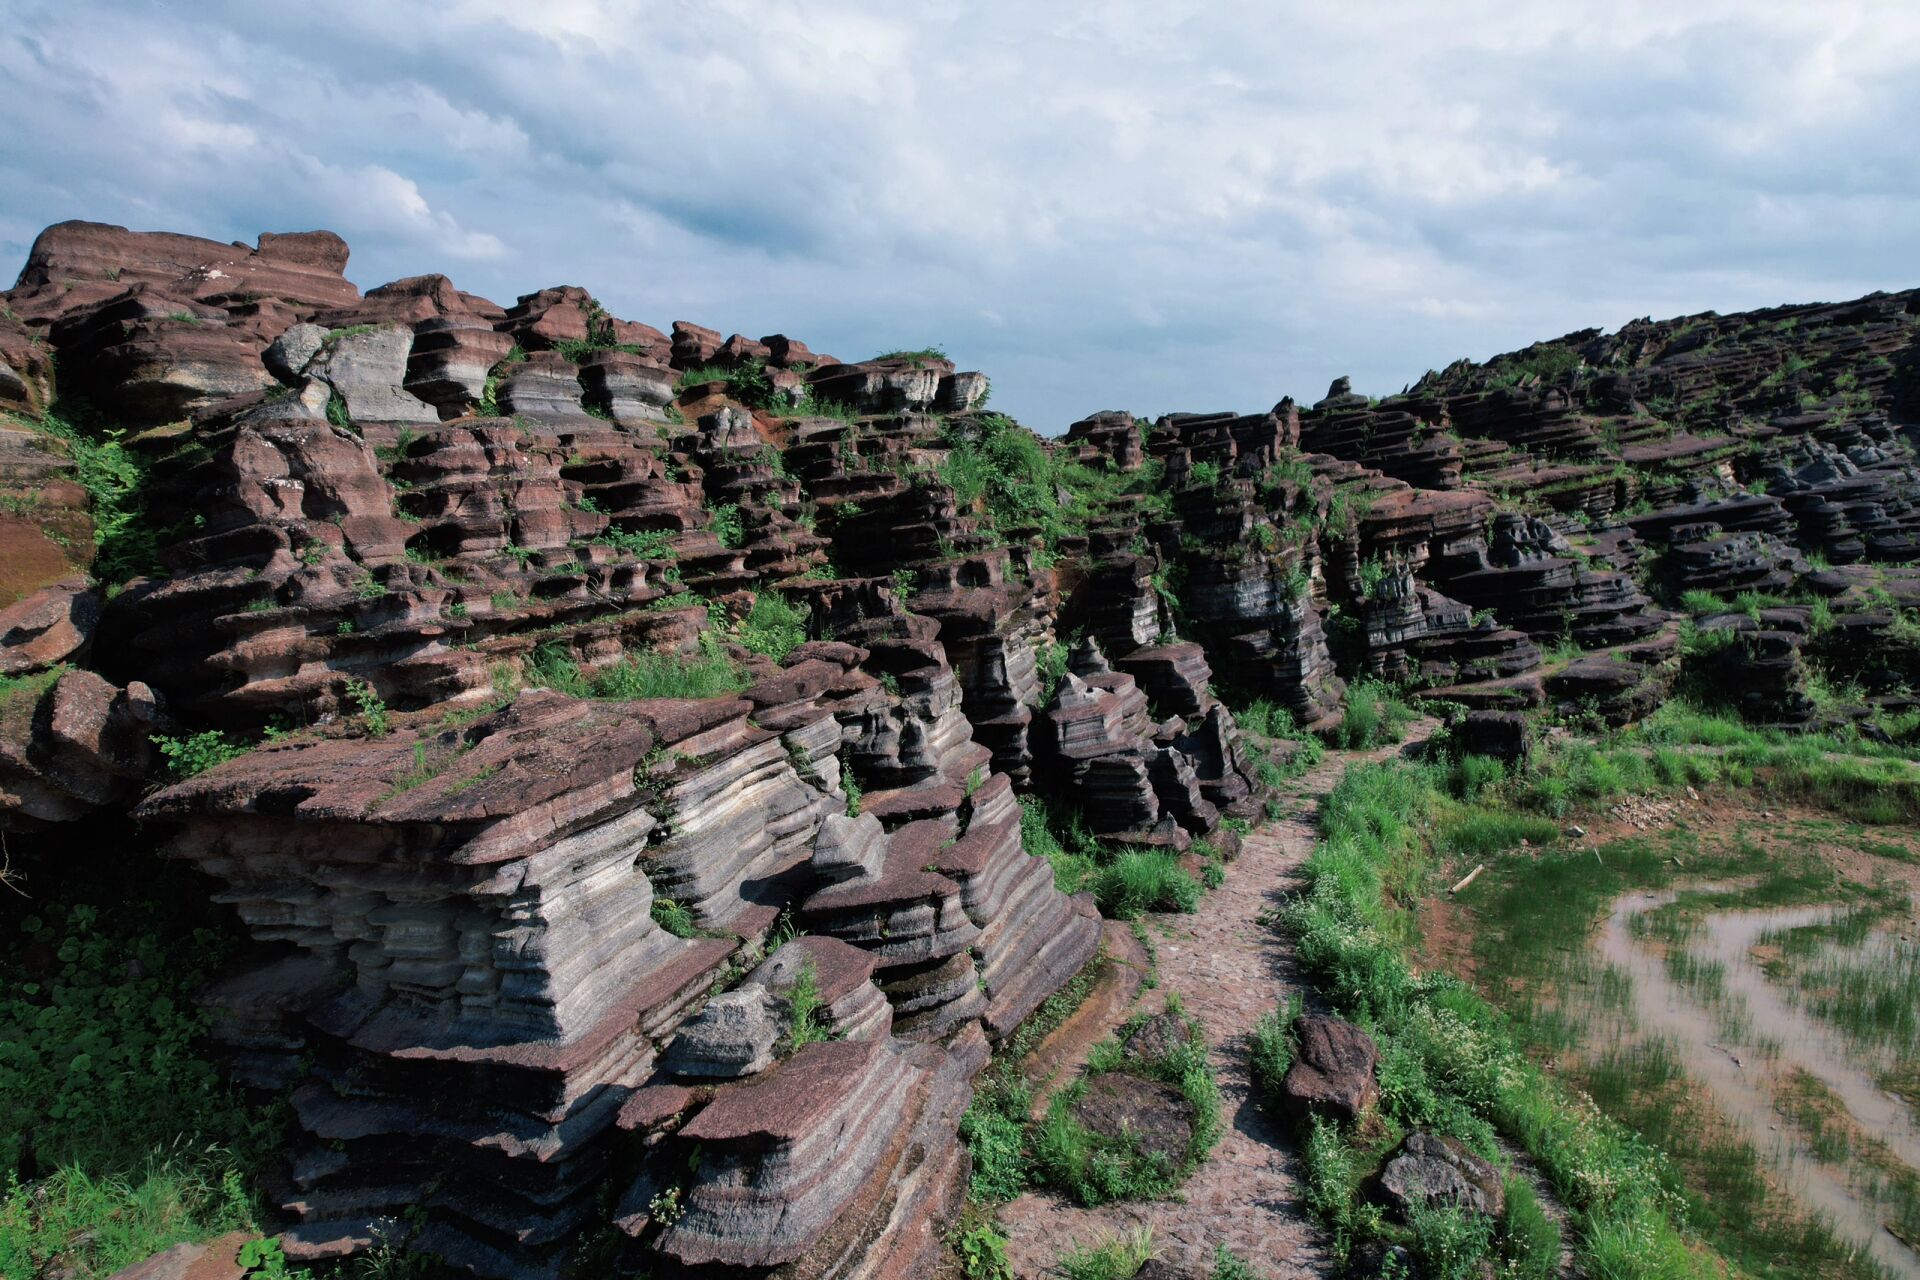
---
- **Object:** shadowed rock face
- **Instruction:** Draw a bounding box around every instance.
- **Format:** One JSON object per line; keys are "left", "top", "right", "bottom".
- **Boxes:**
{"left": 9, "top": 220, "right": 1920, "bottom": 1277}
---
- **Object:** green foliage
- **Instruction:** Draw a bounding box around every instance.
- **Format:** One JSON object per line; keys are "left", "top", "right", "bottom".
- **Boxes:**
{"left": 1019, "top": 794, "right": 1097, "bottom": 894}
{"left": 738, "top": 591, "right": 808, "bottom": 661}
{"left": 1499, "top": 1177, "right": 1563, "bottom": 1280}
{"left": 1209, "top": 1244, "right": 1261, "bottom": 1280}
{"left": 710, "top": 502, "right": 745, "bottom": 549}
{"left": 1281, "top": 758, "right": 1720, "bottom": 1278}
{"left": 1232, "top": 698, "right": 1296, "bottom": 738}
{"left": 28, "top": 405, "right": 163, "bottom": 584}
{"left": 870, "top": 346, "right": 948, "bottom": 365}
{"left": 597, "top": 527, "right": 677, "bottom": 558}
{"left": 1327, "top": 680, "right": 1416, "bottom": 749}
{"left": 958, "top": 1088, "right": 1031, "bottom": 1202}
{"left": 1189, "top": 459, "right": 1222, "bottom": 488}
{"left": 1090, "top": 850, "right": 1201, "bottom": 919}
{"left": 650, "top": 897, "right": 697, "bottom": 938}
{"left": 1029, "top": 1008, "right": 1221, "bottom": 1207}
{"left": 324, "top": 390, "right": 351, "bottom": 429}
{"left": 1037, "top": 640, "right": 1070, "bottom": 706}
{"left": 842, "top": 762, "right": 864, "bottom": 817}
{"left": 950, "top": 1218, "right": 1014, "bottom": 1280}
{"left": 956, "top": 954, "right": 1106, "bottom": 1205}
{"left": 673, "top": 361, "right": 776, "bottom": 409}
{"left": 150, "top": 731, "right": 247, "bottom": 780}
{"left": 1407, "top": 1201, "right": 1496, "bottom": 1280}
{"left": 344, "top": 678, "right": 391, "bottom": 736}
{"left": 1487, "top": 342, "right": 1583, "bottom": 389}
{"left": 1, "top": 863, "right": 284, "bottom": 1280}
{"left": 1056, "top": 1228, "right": 1154, "bottom": 1280}
{"left": 782, "top": 960, "right": 831, "bottom": 1051}
{"left": 532, "top": 635, "right": 747, "bottom": 702}
{"left": 1249, "top": 995, "right": 1302, "bottom": 1105}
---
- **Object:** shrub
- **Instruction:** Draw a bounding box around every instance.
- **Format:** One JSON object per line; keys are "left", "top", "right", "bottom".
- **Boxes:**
{"left": 1019, "top": 794, "right": 1098, "bottom": 894}
{"left": 1, "top": 873, "right": 279, "bottom": 1279}
{"left": 959, "top": 1092, "right": 1031, "bottom": 1202}
{"left": 598, "top": 527, "right": 678, "bottom": 559}
{"left": 709, "top": 502, "right": 745, "bottom": 548}
{"left": 950, "top": 1218, "right": 1014, "bottom": 1280}
{"left": 150, "top": 731, "right": 247, "bottom": 780}
{"left": 738, "top": 591, "right": 808, "bottom": 661}
{"left": 1233, "top": 698, "right": 1296, "bottom": 737}
{"left": 30, "top": 405, "right": 160, "bottom": 583}
{"left": 1210, "top": 1245, "right": 1260, "bottom": 1280}
{"left": 1328, "top": 680, "right": 1415, "bottom": 749}
{"left": 535, "top": 636, "right": 747, "bottom": 702}
{"left": 1408, "top": 1201, "right": 1496, "bottom": 1280}
{"left": 1091, "top": 851, "right": 1201, "bottom": 919}
{"left": 344, "top": 678, "right": 391, "bottom": 736}
{"left": 1249, "top": 996, "right": 1302, "bottom": 1104}
{"left": 783, "top": 960, "right": 830, "bottom": 1050}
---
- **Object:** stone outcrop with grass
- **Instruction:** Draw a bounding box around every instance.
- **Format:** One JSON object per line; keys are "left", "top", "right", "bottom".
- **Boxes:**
{"left": 5, "top": 218, "right": 1920, "bottom": 1279}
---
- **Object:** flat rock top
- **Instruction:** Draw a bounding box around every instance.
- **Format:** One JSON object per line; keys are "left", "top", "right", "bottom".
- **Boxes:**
{"left": 137, "top": 689, "right": 750, "bottom": 828}
{"left": 679, "top": 1037, "right": 885, "bottom": 1143}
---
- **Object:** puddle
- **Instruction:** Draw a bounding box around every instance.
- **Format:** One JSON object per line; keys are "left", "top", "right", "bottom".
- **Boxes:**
{"left": 1599, "top": 889, "right": 1920, "bottom": 1278}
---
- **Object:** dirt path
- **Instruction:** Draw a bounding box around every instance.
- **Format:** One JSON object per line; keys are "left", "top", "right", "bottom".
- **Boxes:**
{"left": 997, "top": 731, "right": 1431, "bottom": 1278}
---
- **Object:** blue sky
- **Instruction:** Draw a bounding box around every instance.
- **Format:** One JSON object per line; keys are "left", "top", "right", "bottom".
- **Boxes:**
{"left": 4, "top": 1, "right": 1918, "bottom": 432}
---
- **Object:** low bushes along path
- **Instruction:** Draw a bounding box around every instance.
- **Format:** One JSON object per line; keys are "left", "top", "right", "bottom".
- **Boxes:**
{"left": 997, "top": 727, "right": 1435, "bottom": 1277}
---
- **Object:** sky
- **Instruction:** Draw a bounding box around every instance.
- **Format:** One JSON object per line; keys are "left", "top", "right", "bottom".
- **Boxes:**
{"left": 3, "top": 1, "right": 1919, "bottom": 433}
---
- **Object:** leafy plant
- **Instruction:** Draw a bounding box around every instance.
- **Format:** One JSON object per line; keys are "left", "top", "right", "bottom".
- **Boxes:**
{"left": 738, "top": 591, "right": 808, "bottom": 661}
{"left": 345, "top": 678, "right": 392, "bottom": 736}
{"left": 782, "top": 959, "right": 830, "bottom": 1050}
{"left": 150, "top": 731, "right": 247, "bottom": 780}
{"left": 950, "top": 1218, "right": 1014, "bottom": 1280}
{"left": 710, "top": 503, "right": 745, "bottom": 549}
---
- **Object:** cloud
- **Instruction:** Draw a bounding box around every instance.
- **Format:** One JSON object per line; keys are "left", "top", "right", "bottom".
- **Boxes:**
{"left": 2, "top": 0, "right": 1917, "bottom": 429}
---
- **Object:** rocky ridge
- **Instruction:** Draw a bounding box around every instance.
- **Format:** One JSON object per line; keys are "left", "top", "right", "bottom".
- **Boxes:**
{"left": 4, "top": 219, "right": 1920, "bottom": 1277}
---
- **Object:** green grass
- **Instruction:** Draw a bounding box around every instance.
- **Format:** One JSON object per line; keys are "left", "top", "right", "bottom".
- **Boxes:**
{"left": 1, "top": 1162, "right": 261, "bottom": 1280}
{"left": 529, "top": 635, "right": 746, "bottom": 701}
{"left": 1777, "top": 931, "right": 1920, "bottom": 1057}
{"left": 1280, "top": 759, "right": 1732, "bottom": 1276}
{"left": 781, "top": 960, "right": 830, "bottom": 1051}
{"left": 1018, "top": 794, "right": 1098, "bottom": 894}
{"left": 958, "top": 953, "right": 1104, "bottom": 1203}
{"left": 1326, "top": 679, "right": 1416, "bottom": 749}
{"left": 1055, "top": 1228, "right": 1153, "bottom": 1280}
{"left": 1230, "top": 697, "right": 1296, "bottom": 737}
{"left": 650, "top": 897, "right": 698, "bottom": 938}
{"left": 1030, "top": 1006, "right": 1222, "bottom": 1206}
{"left": 1, "top": 860, "right": 285, "bottom": 1279}
{"left": 597, "top": 526, "right": 677, "bottom": 559}
{"left": 1090, "top": 851, "right": 1201, "bottom": 919}
{"left": 737, "top": 591, "right": 808, "bottom": 662}
{"left": 1248, "top": 996, "right": 1301, "bottom": 1105}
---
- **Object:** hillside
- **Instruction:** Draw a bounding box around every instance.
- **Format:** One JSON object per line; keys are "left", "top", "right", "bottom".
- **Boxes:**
{"left": 4, "top": 220, "right": 1920, "bottom": 1280}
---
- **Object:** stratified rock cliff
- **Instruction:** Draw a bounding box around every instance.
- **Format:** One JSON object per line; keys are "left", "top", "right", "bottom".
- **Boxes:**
{"left": 4, "top": 217, "right": 1920, "bottom": 1277}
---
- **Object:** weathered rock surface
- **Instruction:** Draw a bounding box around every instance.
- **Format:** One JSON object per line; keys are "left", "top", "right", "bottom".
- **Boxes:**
{"left": 1282, "top": 1013, "right": 1381, "bottom": 1124}
{"left": 15, "top": 220, "right": 1920, "bottom": 1279}
{"left": 1376, "top": 1131, "right": 1506, "bottom": 1221}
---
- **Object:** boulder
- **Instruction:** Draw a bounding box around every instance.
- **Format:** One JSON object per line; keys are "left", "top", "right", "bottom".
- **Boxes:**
{"left": 1282, "top": 1013, "right": 1380, "bottom": 1123}
{"left": 1376, "top": 1131, "right": 1506, "bottom": 1221}
{"left": 0, "top": 576, "right": 100, "bottom": 673}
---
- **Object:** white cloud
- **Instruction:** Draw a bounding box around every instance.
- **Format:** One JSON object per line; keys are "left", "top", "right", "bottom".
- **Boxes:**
{"left": 1, "top": 0, "right": 1917, "bottom": 429}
